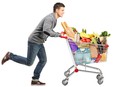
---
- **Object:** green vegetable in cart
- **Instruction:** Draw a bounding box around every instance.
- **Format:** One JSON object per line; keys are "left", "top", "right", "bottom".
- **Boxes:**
{"left": 72, "top": 27, "right": 77, "bottom": 33}
{"left": 100, "top": 31, "right": 111, "bottom": 37}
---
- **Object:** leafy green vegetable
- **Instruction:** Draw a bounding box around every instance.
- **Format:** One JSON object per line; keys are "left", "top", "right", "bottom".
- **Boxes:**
{"left": 100, "top": 31, "right": 111, "bottom": 37}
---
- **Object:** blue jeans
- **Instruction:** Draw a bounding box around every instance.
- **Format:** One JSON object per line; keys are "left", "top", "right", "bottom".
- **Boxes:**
{"left": 10, "top": 41, "right": 47, "bottom": 79}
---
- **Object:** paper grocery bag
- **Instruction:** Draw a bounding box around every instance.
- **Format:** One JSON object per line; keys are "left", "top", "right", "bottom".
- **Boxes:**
{"left": 90, "top": 45, "right": 98, "bottom": 58}
{"left": 61, "top": 22, "right": 75, "bottom": 41}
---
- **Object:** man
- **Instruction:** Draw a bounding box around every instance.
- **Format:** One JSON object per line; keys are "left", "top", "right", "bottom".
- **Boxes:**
{"left": 1, "top": 2, "right": 65, "bottom": 85}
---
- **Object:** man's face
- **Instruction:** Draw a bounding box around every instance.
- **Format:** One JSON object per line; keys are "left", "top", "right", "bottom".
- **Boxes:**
{"left": 56, "top": 7, "right": 65, "bottom": 17}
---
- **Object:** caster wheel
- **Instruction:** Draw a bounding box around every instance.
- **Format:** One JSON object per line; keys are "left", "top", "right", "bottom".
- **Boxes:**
{"left": 96, "top": 74, "right": 101, "bottom": 79}
{"left": 96, "top": 74, "right": 103, "bottom": 80}
{"left": 97, "top": 77, "right": 104, "bottom": 85}
{"left": 62, "top": 79, "right": 68, "bottom": 86}
{"left": 64, "top": 70, "right": 70, "bottom": 77}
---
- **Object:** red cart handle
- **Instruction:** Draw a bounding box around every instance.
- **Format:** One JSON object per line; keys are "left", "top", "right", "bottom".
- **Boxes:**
{"left": 60, "top": 36, "right": 68, "bottom": 39}
{"left": 61, "top": 31, "right": 66, "bottom": 34}
{"left": 60, "top": 31, "right": 68, "bottom": 39}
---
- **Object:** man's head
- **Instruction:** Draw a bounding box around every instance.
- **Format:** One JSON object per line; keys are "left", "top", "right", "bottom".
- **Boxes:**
{"left": 53, "top": 2, "right": 65, "bottom": 17}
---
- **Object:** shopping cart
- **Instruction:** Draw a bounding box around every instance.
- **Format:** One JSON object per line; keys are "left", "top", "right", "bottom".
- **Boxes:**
{"left": 61, "top": 38, "right": 109, "bottom": 86}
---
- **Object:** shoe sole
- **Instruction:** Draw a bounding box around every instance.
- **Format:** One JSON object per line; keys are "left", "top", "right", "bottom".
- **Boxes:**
{"left": 1, "top": 52, "right": 10, "bottom": 65}
{"left": 31, "top": 84, "right": 46, "bottom": 86}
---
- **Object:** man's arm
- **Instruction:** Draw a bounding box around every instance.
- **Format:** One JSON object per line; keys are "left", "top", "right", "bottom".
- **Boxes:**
{"left": 43, "top": 18, "right": 61, "bottom": 37}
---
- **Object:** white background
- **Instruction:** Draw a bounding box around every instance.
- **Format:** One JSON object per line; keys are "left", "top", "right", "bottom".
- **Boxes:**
{"left": 0, "top": 0, "right": 115, "bottom": 87}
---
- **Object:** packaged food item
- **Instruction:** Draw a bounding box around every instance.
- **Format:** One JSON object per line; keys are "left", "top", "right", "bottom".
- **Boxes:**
{"left": 68, "top": 39, "right": 78, "bottom": 52}
{"left": 74, "top": 48, "right": 91, "bottom": 64}
{"left": 83, "top": 48, "right": 91, "bottom": 64}
{"left": 95, "top": 54, "right": 102, "bottom": 63}
{"left": 100, "top": 53, "right": 107, "bottom": 62}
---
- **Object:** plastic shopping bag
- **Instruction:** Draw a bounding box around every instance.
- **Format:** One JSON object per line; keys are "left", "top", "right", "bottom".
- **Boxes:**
{"left": 74, "top": 48, "right": 91, "bottom": 64}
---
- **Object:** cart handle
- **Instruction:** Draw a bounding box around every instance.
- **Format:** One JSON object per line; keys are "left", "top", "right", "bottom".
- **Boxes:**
{"left": 60, "top": 36, "right": 68, "bottom": 39}
{"left": 60, "top": 31, "right": 68, "bottom": 39}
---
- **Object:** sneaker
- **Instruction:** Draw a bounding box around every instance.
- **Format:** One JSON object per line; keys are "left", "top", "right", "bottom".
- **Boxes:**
{"left": 1, "top": 52, "right": 11, "bottom": 65}
{"left": 31, "top": 80, "right": 46, "bottom": 85}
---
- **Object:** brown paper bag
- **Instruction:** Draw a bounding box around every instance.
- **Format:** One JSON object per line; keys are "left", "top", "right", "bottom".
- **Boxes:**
{"left": 61, "top": 22, "right": 75, "bottom": 41}
{"left": 90, "top": 45, "right": 98, "bottom": 58}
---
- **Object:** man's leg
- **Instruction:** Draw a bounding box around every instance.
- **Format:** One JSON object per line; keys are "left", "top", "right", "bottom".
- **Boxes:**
{"left": 31, "top": 44, "right": 47, "bottom": 85}
{"left": 2, "top": 41, "right": 40, "bottom": 66}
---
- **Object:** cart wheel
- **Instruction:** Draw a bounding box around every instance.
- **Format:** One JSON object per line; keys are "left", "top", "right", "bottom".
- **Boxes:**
{"left": 96, "top": 74, "right": 101, "bottom": 79}
{"left": 96, "top": 74, "right": 103, "bottom": 80}
{"left": 98, "top": 77, "right": 104, "bottom": 85}
{"left": 64, "top": 70, "right": 70, "bottom": 77}
{"left": 62, "top": 79, "right": 68, "bottom": 86}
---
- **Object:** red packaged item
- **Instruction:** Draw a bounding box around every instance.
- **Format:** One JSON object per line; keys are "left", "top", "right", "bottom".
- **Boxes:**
{"left": 95, "top": 54, "right": 102, "bottom": 63}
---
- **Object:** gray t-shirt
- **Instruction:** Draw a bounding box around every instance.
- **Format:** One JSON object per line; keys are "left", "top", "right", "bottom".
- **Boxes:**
{"left": 28, "top": 13, "right": 60, "bottom": 44}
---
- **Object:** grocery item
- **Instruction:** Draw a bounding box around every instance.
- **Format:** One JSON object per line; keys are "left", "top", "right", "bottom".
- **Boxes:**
{"left": 95, "top": 54, "right": 102, "bottom": 63}
{"left": 74, "top": 48, "right": 91, "bottom": 64}
{"left": 72, "top": 27, "right": 78, "bottom": 33}
{"left": 90, "top": 45, "right": 98, "bottom": 58}
{"left": 100, "top": 37, "right": 107, "bottom": 44}
{"left": 91, "top": 37, "right": 97, "bottom": 44}
{"left": 81, "top": 37, "right": 91, "bottom": 42}
{"left": 68, "top": 39, "right": 78, "bottom": 52}
{"left": 100, "top": 31, "right": 111, "bottom": 37}
{"left": 99, "top": 31, "right": 111, "bottom": 44}
{"left": 100, "top": 53, "right": 107, "bottom": 61}
{"left": 61, "top": 22, "right": 109, "bottom": 63}
{"left": 80, "top": 29, "right": 90, "bottom": 38}
{"left": 61, "top": 22, "right": 75, "bottom": 41}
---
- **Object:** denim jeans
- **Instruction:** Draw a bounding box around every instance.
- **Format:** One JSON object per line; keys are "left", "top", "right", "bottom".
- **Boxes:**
{"left": 10, "top": 41, "right": 47, "bottom": 79}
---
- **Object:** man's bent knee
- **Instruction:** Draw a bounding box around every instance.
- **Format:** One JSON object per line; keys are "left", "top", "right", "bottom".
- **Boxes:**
{"left": 27, "top": 61, "right": 33, "bottom": 66}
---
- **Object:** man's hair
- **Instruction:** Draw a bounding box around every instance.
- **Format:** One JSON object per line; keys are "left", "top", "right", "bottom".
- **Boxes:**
{"left": 53, "top": 2, "right": 65, "bottom": 12}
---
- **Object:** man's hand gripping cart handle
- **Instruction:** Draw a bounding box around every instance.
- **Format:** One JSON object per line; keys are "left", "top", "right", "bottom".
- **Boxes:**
{"left": 60, "top": 32, "right": 68, "bottom": 39}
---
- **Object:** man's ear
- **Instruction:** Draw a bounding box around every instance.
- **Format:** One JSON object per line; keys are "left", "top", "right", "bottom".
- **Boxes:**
{"left": 55, "top": 9, "right": 59, "bottom": 13}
